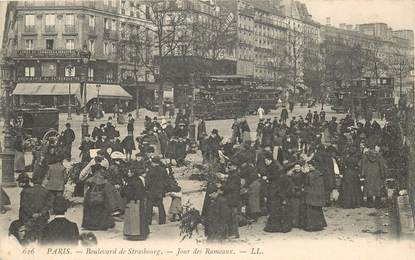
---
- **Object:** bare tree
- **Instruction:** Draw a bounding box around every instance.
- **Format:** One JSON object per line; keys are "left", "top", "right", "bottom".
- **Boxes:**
{"left": 134, "top": 0, "right": 188, "bottom": 116}
{"left": 268, "top": 41, "right": 290, "bottom": 101}
{"left": 364, "top": 41, "right": 388, "bottom": 87}
{"left": 388, "top": 47, "right": 414, "bottom": 99}
{"left": 286, "top": 28, "right": 305, "bottom": 99}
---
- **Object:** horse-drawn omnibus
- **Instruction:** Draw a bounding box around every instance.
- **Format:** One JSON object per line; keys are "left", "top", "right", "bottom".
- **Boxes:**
{"left": 330, "top": 77, "right": 395, "bottom": 117}
{"left": 194, "top": 75, "right": 278, "bottom": 120}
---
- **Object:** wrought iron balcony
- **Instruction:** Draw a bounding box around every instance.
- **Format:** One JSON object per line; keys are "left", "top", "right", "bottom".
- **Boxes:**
{"left": 45, "top": 25, "right": 56, "bottom": 33}
{"left": 13, "top": 49, "right": 80, "bottom": 59}
{"left": 65, "top": 25, "right": 76, "bottom": 34}
{"left": 24, "top": 25, "right": 36, "bottom": 33}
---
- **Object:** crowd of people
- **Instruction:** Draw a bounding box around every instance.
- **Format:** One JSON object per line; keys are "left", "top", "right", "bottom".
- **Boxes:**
{"left": 1, "top": 102, "right": 411, "bottom": 245}
{"left": 199, "top": 105, "right": 409, "bottom": 241}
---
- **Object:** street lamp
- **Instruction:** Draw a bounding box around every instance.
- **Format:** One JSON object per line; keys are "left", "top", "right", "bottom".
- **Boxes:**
{"left": 96, "top": 84, "right": 101, "bottom": 118}
{"left": 66, "top": 64, "right": 74, "bottom": 120}
{"left": 188, "top": 73, "right": 196, "bottom": 151}
{"left": 0, "top": 56, "right": 16, "bottom": 187}
{"left": 80, "top": 43, "right": 91, "bottom": 139}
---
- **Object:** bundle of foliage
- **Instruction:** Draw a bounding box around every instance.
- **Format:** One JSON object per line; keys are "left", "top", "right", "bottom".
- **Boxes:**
{"left": 179, "top": 200, "right": 202, "bottom": 241}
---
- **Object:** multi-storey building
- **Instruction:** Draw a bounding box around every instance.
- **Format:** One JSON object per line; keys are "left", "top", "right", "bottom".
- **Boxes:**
{"left": 280, "top": 0, "right": 320, "bottom": 94}
{"left": 2, "top": 0, "right": 153, "bottom": 110}
{"left": 217, "top": 0, "right": 288, "bottom": 83}
{"left": 321, "top": 22, "right": 414, "bottom": 101}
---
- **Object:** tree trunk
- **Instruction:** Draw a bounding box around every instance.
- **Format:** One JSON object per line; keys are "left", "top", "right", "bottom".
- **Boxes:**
{"left": 158, "top": 81, "right": 164, "bottom": 116}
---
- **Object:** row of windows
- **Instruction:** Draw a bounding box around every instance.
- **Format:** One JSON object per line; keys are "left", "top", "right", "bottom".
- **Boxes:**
{"left": 23, "top": 65, "right": 114, "bottom": 80}
{"left": 24, "top": 14, "right": 117, "bottom": 31}
{"left": 24, "top": 38, "right": 117, "bottom": 56}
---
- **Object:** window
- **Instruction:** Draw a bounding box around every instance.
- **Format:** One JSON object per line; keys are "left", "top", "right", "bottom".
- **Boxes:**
{"left": 104, "top": 42, "right": 109, "bottom": 55}
{"left": 104, "top": 0, "right": 108, "bottom": 5}
{"left": 25, "top": 39, "right": 34, "bottom": 50}
{"left": 42, "top": 63, "right": 56, "bottom": 77}
{"left": 25, "top": 14, "right": 35, "bottom": 26}
{"left": 66, "top": 39, "right": 74, "bottom": 50}
{"left": 65, "top": 14, "right": 74, "bottom": 26}
{"left": 65, "top": 14, "right": 75, "bottom": 32}
{"left": 121, "top": 1, "right": 125, "bottom": 14}
{"left": 45, "top": 14, "right": 56, "bottom": 31}
{"left": 46, "top": 39, "right": 54, "bottom": 50}
{"left": 25, "top": 14, "right": 35, "bottom": 31}
{"left": 112, "top": 43, "right": 117, "bottom": 55}
{"left": 65, "top": 66, "right": 75, "bottom": 77}
{"left": 112, "top": 19, "right": 116, "bottom": 31}
{"left": 89, "top": 15, "right": 95, "bottom": 28}
{"left": 25, "top": 66, "right": 35, "bottom": 77}
{"left": 88, "top": 39, "right": 95, "bottom": 53}
{"left": 106, "top": 69, "right": 114, "bottom": 80}
{"left": 88, "top": 67, "right": 94, "bottom": 80}
{"left": 104, "top": 18, "right": 110, "bottom": 30}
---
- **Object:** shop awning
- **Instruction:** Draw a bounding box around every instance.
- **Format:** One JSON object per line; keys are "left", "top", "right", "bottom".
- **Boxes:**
{"left": 12, "top": 82, "right": 81, "bottom": 96}
{"left": 85, "top": 84, "right": 132, "bottom": 103}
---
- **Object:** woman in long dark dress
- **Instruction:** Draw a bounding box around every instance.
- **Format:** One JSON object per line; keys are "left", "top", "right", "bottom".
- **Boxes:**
{"left": 300, "top": 163, "right": 327, "bottom": 232}
{"left": 339, "top": 147, "right": 363, "bottom": 209}
{"left": 206, "top": 185, "right": 231, "bottom": 241}
{"left": 287, "top": 164, "right": 305, "bottom": 228}
{"left": 121, "top": 168, "right": 149, "bottom": 241}
{"left": 263, "top": 169, "right": 294, "bottom": 233}
{"left": 82, "top": 164, "right": 115, "bottom": 231}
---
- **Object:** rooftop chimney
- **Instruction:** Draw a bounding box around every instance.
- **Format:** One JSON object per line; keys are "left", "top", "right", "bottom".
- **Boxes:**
{"left": 326, "top": 17, "right": 331, "bottom": 26}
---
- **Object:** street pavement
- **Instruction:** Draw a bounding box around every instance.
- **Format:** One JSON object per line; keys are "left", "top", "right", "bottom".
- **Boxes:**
{"left": 0, "top": 105, "right": 396, "bottom": 245}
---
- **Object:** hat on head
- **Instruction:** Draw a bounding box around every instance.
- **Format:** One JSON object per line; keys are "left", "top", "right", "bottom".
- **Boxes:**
{"left": 151, "top": 155, "right": 162, "bottom": 163}
{"left": 212, "top": 129, "right": 218, "bottom": 134}
{"left": 111, "top": 151, "right": 125, "bottom": 160}
{"left": 17, "top": 172, "right": 31, "bottom": 183}
{"left": 65, "top": 123, "right": 71, "bottom": 127}
{"left": 53, "top": 195, "right": 69, "bottom": 214}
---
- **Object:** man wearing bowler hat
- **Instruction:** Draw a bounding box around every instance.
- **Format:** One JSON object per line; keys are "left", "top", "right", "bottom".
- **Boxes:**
{"left": 146, "top": 155, "right": 169, "bottom": 225}
{"left": 40, "top": 195, "right": 79, "bottom": 245}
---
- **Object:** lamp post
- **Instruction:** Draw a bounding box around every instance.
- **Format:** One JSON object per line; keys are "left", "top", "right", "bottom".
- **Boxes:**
{"left": 1, "top": 57, "right": 16, "bottom": 187}
{"left": 96, "top": 84, "right": 101, "bottom": 117}
{"left": 67, "top": 64, "right": 74, "bottom": 120}
{"left": 80, "top": 43, "right": 91, "bottom": 139}
{"left": 188, "top": 73, "right": 196, "bottom": 151}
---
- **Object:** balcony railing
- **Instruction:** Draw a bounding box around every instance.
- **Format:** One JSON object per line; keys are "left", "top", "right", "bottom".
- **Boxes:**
{"left": 17, "top": 76, "right": 81, "bottom": 82}
{"left": 45, "top": 25, "right": 56, "bottom": 33}
{"left": 24, "top": 25, "right": 36, "bottom": 33}
{"left": 65, "top": 25, "right": 76, "bottom": 34}
{"left": 13, "top": 49, "right": 80, "bottom": 58}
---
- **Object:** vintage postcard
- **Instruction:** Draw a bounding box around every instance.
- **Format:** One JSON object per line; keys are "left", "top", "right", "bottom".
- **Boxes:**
{"left": 0, "top": 0, "right": 414, "bottom": 259}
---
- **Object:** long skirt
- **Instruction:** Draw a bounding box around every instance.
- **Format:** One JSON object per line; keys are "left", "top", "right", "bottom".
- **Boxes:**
{"left": 168, "top": 197, "right": 182, "bottom": 215}
{"left": 123, "top": 200, "right": 149, "bottom": 241}
{"left": 104, "top": 183, "right": 124, "bottom": 213}
{"left": 299, "top": 204, "right": 327, "bottom": 232}
{"left": 14, "top": 151, "right": 25, "bottom": 172}
{"left": 289, "top": 197, "right": 302, "bottom": 228}
{"left": 339, "top": 169, "right": 363, "bottom": 209}
{"left": 1, "top": 187, "right": 11, "bottom": 207}
{"left": 82, "top": 190, "right": 114, "bottom": 231}
{"left": 242, "top": 131, "right": 251, "bottom": 144}
{"left": 264, "top": 202, "right": 292, "bottom": 233}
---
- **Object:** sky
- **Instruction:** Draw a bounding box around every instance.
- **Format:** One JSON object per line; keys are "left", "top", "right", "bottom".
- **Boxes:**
{"left": 300, "top": 0, "right": 415, "bottom": 31}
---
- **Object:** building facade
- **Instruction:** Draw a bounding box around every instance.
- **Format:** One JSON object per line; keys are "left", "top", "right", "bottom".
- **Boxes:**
{"left": 321, "top": 21, "right": 414, "bottom": 101}
{"left": 2, "top": 0, "right": 153, "bottom": 110}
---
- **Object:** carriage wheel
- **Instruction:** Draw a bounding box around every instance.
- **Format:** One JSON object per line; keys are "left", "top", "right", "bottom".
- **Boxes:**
{"left": 43, "top": 129, "right": 59, "bottom": 141}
